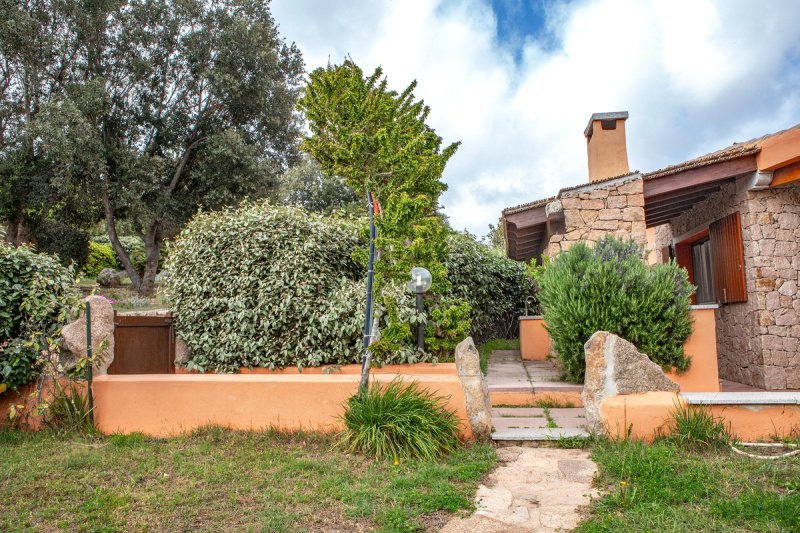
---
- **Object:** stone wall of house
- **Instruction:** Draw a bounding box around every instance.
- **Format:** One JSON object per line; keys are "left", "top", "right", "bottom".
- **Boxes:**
{"left": 670, "top": 178, "right": 800, "bottom": 390}
{"left": 545, "top": 175, "right": 647, "bottom": 257}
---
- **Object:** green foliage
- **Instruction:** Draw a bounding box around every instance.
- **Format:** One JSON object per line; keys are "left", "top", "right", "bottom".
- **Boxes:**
{"left": 0, "top": 243, "right": 80, "bottom": 391}
{"left": 663, "top": 403, "right": 731, "bottom": 449}
{"left": 91, "top": 235, "right": 147, "bottom": 274}
{"left": 534, "top": 235, "right": 694, "bottom": 382}
{"left": 274, "top": 154, "right": 359, "bottom": 213}
{"left": 45, "top": 382, "right": 94, "bottom": 434}
{"left": 164, "top": 202, "right": 368, "bottom": 372}
{"left": 1, "top": 0, "right": 304, "bottom": 294}
{"left": 31, "top": 220, "right": 90, "bottom": 270}
{"left": 446, "top": 232, "right": 535, "bottom": 343}
{"left": 299, "top": 59, "right": 465, "bottom": 357}
{"left": 84, "top": 242, "right": 118, "bottom": 278}
{"left": 339, "top": 378, "right": 461, "bottom": 461}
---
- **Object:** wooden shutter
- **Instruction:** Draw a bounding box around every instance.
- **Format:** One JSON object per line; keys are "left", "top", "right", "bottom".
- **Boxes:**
{"left": 709, "top": 211, "right": 747, "bottom": 303}
{"left": 675, "top": 242, "right": 696, "bottom": 304}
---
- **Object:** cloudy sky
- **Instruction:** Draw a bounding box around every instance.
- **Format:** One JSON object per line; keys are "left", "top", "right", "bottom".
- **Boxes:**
{"left": 271, "top": 0, "right": 800, "bottom": 237}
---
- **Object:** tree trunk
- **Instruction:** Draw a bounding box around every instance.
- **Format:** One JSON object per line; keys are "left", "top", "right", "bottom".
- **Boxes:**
{"left": 139, "top": 221, "right": 162, "bottom": 296}
{"left": 101, "top": 187, "right": 142, "bottom": 289}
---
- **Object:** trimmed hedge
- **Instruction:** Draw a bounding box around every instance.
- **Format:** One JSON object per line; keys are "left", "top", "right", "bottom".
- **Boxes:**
{"left": 446, "top": 232, "right": 535, "bottom": 343}
{"left": 0, "top": 243, "right": 80, "bottom": 391}
{"left": 534, "top": 235, "right": 693, "bottom": 382}
{"left": 164, "top": 202, "right": 368, "bottom": 372}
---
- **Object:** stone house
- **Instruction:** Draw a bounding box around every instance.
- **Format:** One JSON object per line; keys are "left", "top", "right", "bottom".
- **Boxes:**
{"left": 503, "top": 112, "right": 800, "bottom": 391}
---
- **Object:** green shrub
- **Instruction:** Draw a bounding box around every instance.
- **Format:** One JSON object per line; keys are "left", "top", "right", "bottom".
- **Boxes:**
{"left": 446, "top": 232, "right": 535, "bottom": 343}
{"left": 32, "top": 220, "right": 90, "bottom": 269}
{"left": 91, "top": 235, "right": 147, "bottom": 274}
{"left": 534, "top": 235, "right": 693, "bottom": 382}
{"left": 338, "top": 378, "right": 460, "bottom": 460}
{"left": 0, "top": 243, "right": 80, "bottom": 391}
{"left": 83, "top": 242, "right": 118, "bottom": 277}
{"left": 164, "top": 202, "right": 368, "bottom": 372}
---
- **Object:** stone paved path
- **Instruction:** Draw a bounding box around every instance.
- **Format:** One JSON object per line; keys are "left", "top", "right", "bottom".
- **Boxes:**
{"left": 441, "top": 447, "right": 598, "bottom": 532}
{"left": 487, "top": 350, "right": 589, "bottom": 441}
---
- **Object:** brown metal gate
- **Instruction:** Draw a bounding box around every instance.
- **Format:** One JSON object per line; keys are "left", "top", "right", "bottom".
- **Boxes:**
{"left": 109, "top": 313, "right": 175, "bottom": 374}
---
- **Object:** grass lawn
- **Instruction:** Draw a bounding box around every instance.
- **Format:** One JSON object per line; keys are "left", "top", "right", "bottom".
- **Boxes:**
{"left": 476, "top": 338, "right": 519, "bottom": 375}
{"left": 578, "top": 439, "right": 800, "bottom": 532}
{"left": 0, "top": 427, "right": 495, "bottom": 532}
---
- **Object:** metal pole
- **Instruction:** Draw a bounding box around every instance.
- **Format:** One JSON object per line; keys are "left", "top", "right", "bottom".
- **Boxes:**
{"left": 86, "top": 301, "right": 94, "bottom": 426}
{"left": 416, "top": 292, "right": 425, "bottom": 351}
{"left": 360, "top": 193, "right": 378, "bottom": 391}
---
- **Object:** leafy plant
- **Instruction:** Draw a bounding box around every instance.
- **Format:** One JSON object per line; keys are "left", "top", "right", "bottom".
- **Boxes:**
{"left": 45, "top": 382, "right": 93, "bottom": 434}
{"left": 338, "top": 377, "right": 460, "bottom": 461}
{"left": 534, "top": 235, "right": 694, "bottom": 382}
{"left": 446, "top": 232, "right": 535, "bottom": 343}
{"left": 0, "top": 243, "right": 80, "bottom": 391}
{"left": 663, "top": 402, "right": 731, "bottom": 449}
{"left": 299, "top": 59, "right": 467, "bottom": 360}
{"left": 84, "top": 242, "right": 118, "bottom": 277}
{"left": 91, "top": 235, "right": 149, "bottom": 275}
{"left": 164, "top": 202, "right": 370, "bottom": 372}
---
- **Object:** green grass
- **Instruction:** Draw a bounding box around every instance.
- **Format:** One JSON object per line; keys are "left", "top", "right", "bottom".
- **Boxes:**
{"left": 577, "top": 439, "right": 800, "bottom": 532}
{"left": 0, "top": 427, "right": 495, "bottom": 532}
{"left": 476, "top": 338, "right": 519, "bottom": 375}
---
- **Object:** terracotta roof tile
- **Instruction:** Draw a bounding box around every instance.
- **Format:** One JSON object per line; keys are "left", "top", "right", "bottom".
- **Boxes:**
{"left": 502, "top": 196, "right": 555, "bottom": 216}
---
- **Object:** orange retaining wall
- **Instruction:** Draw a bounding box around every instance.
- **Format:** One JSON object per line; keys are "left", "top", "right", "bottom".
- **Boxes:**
{"left": 519, "top": 318, "right": 550, "bottom": 361}
{"left": 600, "top": 392, "right": 800, "bottom": 441}
{"left": 92, "top": 372, "right": 472, "bottom": 439}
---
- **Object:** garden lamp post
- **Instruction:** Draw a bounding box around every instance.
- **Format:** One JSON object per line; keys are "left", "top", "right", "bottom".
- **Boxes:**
{"left": 408, "top": 267, "right": 432, "bottom": 351}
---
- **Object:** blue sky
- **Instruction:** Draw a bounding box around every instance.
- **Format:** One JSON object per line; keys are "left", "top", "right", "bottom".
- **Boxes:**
{"left": 272, "top": 0, "right": 800, "bottom": 236}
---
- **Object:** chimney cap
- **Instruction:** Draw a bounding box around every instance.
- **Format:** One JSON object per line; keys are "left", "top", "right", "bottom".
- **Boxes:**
{"left": 584, "top": 111, "right": 629, "bottom": 138}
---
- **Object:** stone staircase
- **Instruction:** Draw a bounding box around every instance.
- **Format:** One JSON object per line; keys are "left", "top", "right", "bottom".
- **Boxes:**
{"left": 487, "top": 349, "right": 590, "bottom": 442}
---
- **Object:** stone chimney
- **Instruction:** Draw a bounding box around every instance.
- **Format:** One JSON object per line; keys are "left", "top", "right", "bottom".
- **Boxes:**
{"left": 584, "top": 111, "right": 630, "bottom": 182}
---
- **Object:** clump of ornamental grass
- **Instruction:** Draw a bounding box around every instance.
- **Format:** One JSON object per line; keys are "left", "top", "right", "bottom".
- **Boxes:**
{"left": 662, "top": 402, "right": 731, "bottom": 449}
{"left": 338, "top": 378, "right": 461, "bottom": 461}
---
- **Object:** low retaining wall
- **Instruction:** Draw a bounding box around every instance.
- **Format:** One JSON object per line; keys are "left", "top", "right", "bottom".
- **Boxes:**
{"left": 600, "top": 391, "right": 800, "bottom": 441}
{"left": 519, "top": 307, "right": 720, "bottom": 392}
{"left": 92, "top": 372, "right": 472, "bottom": 438}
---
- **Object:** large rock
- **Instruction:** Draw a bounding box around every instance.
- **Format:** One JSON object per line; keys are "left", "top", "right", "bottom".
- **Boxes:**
{"left": 455, "top": 336, "right": 493, "bottom": 440}
{"left": 582, "top": 331, "right": 679, "bottom": 434}
{"left": 97, "top": 268, "right": 121, "bottom": 287}
{"left": 61, "top": 295, "right": 115, "bottom": 375}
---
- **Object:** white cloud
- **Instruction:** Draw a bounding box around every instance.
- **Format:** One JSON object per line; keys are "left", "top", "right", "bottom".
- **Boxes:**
{"left": 272, "top": 0, "right": 800, "bottom": 236}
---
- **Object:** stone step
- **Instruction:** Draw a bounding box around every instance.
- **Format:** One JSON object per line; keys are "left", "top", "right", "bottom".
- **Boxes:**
{"left": 683, "top": 392, "right": 800, "bottom": 405}
{"left": 492, "top": 427, "right": 590, "bottom": 441}
{"left": 491, "top": 349, "right": 522, "bottom": 356}
{"left": 492, "top": 417, "right": 549, "bottom": 430}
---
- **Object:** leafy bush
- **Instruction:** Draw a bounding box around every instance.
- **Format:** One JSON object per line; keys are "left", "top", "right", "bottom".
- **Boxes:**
{"left": 0, "top": 243, "right": 80, "bottom": 391}
{"left": 446, "top": 232, "right": 535, "bottom": 343}
{"left": 164, "top": 202, "right": 368, "bottom": 372}
{"left": 339, "top": 378, "right": 460, "bottom": 460}
{"left": 83, "top": 241, "right": 118, "bottom": 277}
{"left": 32, "top": 220, "right": 90, "bottom": 269}
{"left": 91, "top": 235, "right": 147, "bottom": 274}
{"left": 534, "top": 235, "right": 693, "bottom": 382}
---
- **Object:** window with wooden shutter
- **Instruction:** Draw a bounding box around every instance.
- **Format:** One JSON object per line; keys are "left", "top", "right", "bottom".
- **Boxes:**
{"left": 709, "top": 211, "right": 747, "bottom": 303}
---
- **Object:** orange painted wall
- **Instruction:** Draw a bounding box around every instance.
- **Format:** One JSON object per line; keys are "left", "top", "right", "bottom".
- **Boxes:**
{"left": 665, "top": 307, "right": 720, "bottom": 392}
{"left": 175, "top": 362, "right": 456, "bottom": 375}
{"left": 519, "top": 318, "right": 550, "bottom": 361}
{"left": 587, "top": 119, "right": 630, "bottom": 182}
{"left": 92, "top": 373, "right": 472, "bottom": 439}
{"left": 600, "top": 392, "right": 800, "bottom": 442}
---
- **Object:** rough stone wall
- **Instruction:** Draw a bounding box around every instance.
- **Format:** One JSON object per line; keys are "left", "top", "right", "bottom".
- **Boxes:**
{"left": 545, "top": 175, "right": 647, "bottom": 257}
{"left": 670, "top": 179, "right": 800, "bottom": 390}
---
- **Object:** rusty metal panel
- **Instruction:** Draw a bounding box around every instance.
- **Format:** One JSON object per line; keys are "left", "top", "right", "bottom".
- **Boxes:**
{"left": 109, "top": 313, "right": 175, "bottom": 374}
